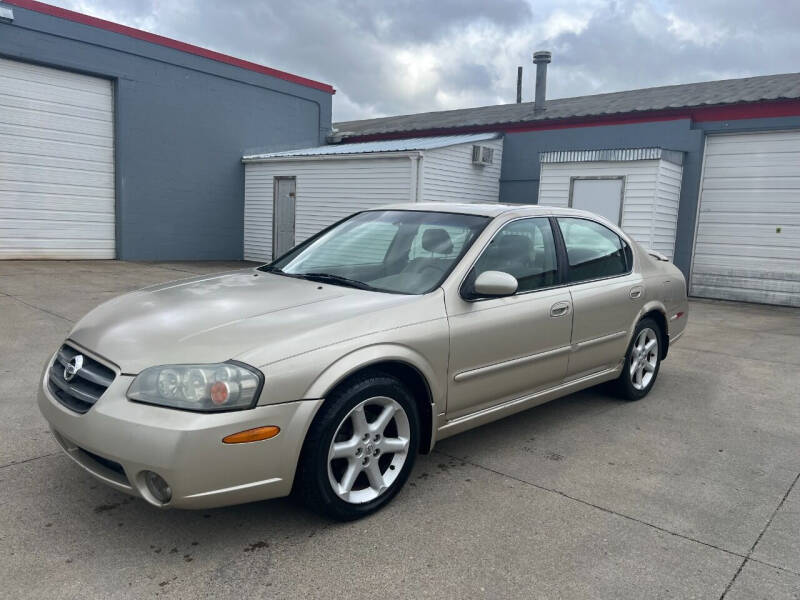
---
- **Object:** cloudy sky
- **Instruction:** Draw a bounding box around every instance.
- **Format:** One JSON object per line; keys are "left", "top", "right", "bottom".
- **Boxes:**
{"left": 54, "top": 0, "right": 799, "bottom": 122}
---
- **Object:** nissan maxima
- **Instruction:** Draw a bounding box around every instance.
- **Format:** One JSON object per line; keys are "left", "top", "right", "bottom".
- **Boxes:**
{"left": 38, "top": 203, "right": 688, "bottom": 520}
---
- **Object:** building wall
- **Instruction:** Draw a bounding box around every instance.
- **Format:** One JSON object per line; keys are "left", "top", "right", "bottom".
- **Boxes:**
{"left": 498, "top": 115, "right": 800, "bottom": 278}
{"left": 499, "top": 119, "right": 702, "bottom": 276}
{"left": 244, "top": 156, "right": 415, "bottom": 262}
{"left": 652, "top": 160, "right": 683, "bottom": 259}
{"left": 421, "top": 137, "right": 503, "bottom": 203}
{"left": 0, "top": 3, "right": 332, "bottom": 260}
{"left": 538, "top": 158, "right": 682, "bottom": 259}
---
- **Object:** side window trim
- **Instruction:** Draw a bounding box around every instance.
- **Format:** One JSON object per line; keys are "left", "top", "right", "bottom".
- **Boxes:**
{"left": 623, "top": 238, "right": 635, "bottom": 273}
{"left": 549, "top": 216, "right": 570, "bottom": 286}
{"left": 459, "top": 216, "right": 565, "bottom": 301}
{"left": 555, "top": 216, "right": 634, "bottom": 286}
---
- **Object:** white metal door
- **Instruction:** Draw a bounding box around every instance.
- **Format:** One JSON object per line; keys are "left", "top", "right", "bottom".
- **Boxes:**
{"left": 570, "top": 177, "right": 624, "bottom": 225}
{"left": 691, "top": 131, "right": 800, "bottom": 306}
{"left": 273, "top": 176, "right": 296, "bottom": 257}
{"left": 0, "top": 57, "right": 115, "bottom": 259}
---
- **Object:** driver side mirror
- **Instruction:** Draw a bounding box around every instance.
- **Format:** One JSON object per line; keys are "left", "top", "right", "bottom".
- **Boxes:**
{"left": 468, "top": 270, "right": 518, "bottom": 298}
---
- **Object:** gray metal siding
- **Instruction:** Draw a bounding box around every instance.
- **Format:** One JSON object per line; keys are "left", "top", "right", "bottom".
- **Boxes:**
{"left": 1, "top": 4, "right": 331, "bottom": 260}
{"left": 500, "top": 116, "right": 800, "bottom": 282}
{"left": 499, "top": 120, "right": 706, "bottom": 277}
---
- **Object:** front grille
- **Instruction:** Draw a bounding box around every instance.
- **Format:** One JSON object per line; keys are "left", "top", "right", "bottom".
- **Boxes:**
{"left": 48, "top": 344, "right": 115, "bottom": 414}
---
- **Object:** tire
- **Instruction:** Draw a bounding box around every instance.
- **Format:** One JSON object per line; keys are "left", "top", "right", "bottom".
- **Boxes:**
{"left": 613, "top": 317, "right": 663, "bottom": 401}
{"left": 295, "top": 371, "right": 420, "bottom": 521}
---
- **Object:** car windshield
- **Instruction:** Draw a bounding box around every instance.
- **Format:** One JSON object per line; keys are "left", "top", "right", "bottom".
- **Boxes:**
{"left": 262, "top": 210, "right": 489, "bottom": 294}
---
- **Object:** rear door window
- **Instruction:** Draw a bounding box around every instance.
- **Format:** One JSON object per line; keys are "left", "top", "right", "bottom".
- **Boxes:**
{"left": 557, "top": 218, "right": 629, "bottom": 283}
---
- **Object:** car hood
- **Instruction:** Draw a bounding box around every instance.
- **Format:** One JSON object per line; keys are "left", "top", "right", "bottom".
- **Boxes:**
{"left": 68, "top": 270, "right": 425, "bottom": 373}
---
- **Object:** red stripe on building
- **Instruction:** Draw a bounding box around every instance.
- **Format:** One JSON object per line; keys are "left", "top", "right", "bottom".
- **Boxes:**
{"left": 4, "top": 0, "right": 336, "bottom": 94}
{"left": 342, "top": 99, "right": 800, "bottom": 142}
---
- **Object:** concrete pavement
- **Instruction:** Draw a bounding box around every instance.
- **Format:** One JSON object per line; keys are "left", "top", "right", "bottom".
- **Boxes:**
{"left": 1, "top": 261, "right": 798, "bottom": 599}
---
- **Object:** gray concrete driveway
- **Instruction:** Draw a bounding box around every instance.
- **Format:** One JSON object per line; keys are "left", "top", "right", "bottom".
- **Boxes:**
{"left": 1, "top": 260, "right": 799, "bottom": 599}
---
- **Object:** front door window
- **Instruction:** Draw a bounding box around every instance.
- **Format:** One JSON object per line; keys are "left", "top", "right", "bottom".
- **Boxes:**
{"left": 467, "top": 217, "right": 559, "bottom": 294}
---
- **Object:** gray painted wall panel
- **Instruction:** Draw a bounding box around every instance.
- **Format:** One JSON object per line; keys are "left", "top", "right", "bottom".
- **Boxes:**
{"left": 499, "top": 120, "right": 703, "bottom": 276}
{"left": 500, "top": 115, "right": 800, "bottom": 280}
{"left": 0, "top": 5, "right": 331, "bottom": 260}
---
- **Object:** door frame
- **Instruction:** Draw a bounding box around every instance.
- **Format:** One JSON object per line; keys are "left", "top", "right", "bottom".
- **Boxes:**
{"left": 568, "top": 175, "right": 626, "bottom": 226}
{"left": 272, "top": 176, "right": 296, "bottom": 259}
{"left": 443, "top": 215, "right": 573, "bottom": 420}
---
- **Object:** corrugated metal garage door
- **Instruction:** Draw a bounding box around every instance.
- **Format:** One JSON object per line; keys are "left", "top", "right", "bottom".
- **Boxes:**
{"left": 690, "top": 131, "right": 800, "bottom": 307}
{"left": 0, "top": 57, "right": 115, "bottom": 259}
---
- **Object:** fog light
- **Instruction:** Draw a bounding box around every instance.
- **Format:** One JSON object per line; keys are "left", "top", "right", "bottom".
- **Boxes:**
{"left": 143, "top": 470, "right": 172, "bottom": 503}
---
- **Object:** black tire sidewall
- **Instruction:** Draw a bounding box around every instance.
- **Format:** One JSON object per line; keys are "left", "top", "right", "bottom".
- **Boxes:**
{"left": 618, "top": 318, "right": 662, "bottom": 401}
{"left": 298, "top": 373, "right": 420, "bottom": 521}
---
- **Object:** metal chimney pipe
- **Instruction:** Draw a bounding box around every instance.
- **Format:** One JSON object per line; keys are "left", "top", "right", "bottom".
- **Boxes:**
{"left": 533, "top": 50, "right": 551, "bottom": 113}
{"left": 516, "top": 66, "right": 523, "bottom": 103}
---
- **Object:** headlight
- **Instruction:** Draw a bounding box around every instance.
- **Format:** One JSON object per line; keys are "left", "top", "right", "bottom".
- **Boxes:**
{"left": 127, "top": 361, "right": 263, "bottom": 412}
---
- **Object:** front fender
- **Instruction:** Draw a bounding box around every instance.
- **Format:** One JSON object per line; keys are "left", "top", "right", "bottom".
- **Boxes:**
{"left": 304, "top": 343, "right": 444, "bottom": 409}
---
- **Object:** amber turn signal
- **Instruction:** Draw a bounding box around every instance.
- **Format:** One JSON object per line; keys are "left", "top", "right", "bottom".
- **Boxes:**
{"left": 223, "top": 426, "right": 280, "bottom": 444}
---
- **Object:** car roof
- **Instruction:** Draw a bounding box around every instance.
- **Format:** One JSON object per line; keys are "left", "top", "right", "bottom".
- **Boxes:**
{"left": 372, "top": 202, "right": 589, "bottom": 219}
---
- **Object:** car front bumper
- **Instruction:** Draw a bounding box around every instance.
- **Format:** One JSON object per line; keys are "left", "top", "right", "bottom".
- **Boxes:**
{"left": 38, "top": 354, "right": 322, "bottom": 509}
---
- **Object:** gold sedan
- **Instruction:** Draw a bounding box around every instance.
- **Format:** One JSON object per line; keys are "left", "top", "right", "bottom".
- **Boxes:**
{"left": 39, "top": 203, "right": 688, "bottom": 520}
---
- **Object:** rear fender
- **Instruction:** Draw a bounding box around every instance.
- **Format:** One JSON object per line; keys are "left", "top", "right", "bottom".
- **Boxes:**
{"left": 627, "top": 299, "right": 669, "bottom": 357}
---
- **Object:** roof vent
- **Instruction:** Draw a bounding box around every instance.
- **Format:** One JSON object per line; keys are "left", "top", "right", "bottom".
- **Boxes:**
{"left": 0, "top": 6, "right": 14, "bottom": 23}
{"left": 326, "top": 129, "right": 346, "bottom": 144}
{"left": 533, "top": 50, "right": 551, "bottom": 114}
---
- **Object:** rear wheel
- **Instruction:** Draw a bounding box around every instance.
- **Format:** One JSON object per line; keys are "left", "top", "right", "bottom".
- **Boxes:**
{"left": 614, "top": 318, "right": 662, "bottom": 401}
{"left": 295, "top": 372, "right": 419, "bottom": 520}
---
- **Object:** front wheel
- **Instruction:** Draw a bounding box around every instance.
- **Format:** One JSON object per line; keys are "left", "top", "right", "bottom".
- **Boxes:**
{"left": 614, "top": 318, "right": 662, "bottom": 401}
{"left": 295, "top": 372, "right": 419, "bottom": 521}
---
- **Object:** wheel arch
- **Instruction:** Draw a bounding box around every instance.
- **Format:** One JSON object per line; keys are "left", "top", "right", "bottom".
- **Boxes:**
{"left": 304, "top": 345, "right": 440, "bottom": 454}
{"left": 638, "top": 302, "right": 669, "bottom": 359}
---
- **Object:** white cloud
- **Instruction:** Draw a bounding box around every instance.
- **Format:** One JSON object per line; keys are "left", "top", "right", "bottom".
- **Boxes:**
{"left": 666, "top": 12, "right": 727, "bottom": 47}
{"left": 45, "top": 0, "right": 800, "bottom": 122}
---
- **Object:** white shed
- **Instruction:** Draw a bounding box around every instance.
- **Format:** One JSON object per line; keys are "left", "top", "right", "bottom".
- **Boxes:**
{"left": 242, "top": 133, "right": 503, "bottom": 261}
{"left": 537, "top": 148, "right": 684, "bottom": 259}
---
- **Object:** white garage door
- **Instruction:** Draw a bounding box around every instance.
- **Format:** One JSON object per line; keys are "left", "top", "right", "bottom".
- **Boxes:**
{"left": 691, "top": 131, "right": 800, "bottom": 307}
{"left": 0, "top": 57, "right": 115, "bottom": 259}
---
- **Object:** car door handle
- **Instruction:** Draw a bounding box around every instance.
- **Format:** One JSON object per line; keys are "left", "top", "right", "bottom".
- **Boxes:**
{"left": 550, "top": 301, "right": 570, "bottom": 317}
{"left": 629, "top": 286, "right": 643, "bottom": 299}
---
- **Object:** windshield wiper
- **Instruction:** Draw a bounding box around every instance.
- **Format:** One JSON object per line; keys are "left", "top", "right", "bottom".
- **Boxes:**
{"left": 297, "top": 272, "right": 378, "bottom": 291}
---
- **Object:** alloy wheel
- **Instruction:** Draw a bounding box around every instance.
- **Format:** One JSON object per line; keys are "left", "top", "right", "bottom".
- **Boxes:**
{"left": 630, "top": 327, "right": 658, "bottom": 391}
{"left": 327, "top": 396, "right": 411, "bottom": 504}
